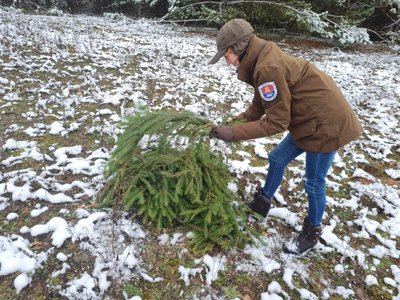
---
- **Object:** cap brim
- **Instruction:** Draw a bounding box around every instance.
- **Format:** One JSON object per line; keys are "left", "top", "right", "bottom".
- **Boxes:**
{"left": 208, "top": 49, "right": 225, "bottom": 64}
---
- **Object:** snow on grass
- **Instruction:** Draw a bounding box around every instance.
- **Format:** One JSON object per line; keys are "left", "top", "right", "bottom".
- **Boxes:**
{"left": 1, "top": 7, "right": 400, "bottom": 299}
{"left": 29, "top": 216, "right": 71, "bottom": 248}
{"left": 0, "top": 235, "right": 40, "bottom": 276}
{"left": 30, "top": 205, "right": 49, "bottom": 217}
{"left": 14, "top": 273, "right": 32, "bottom": 294}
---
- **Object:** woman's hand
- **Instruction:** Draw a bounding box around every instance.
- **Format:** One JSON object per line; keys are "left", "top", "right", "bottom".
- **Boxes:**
{"left": 210, "top": 126, "right": 234, "bottom": 142}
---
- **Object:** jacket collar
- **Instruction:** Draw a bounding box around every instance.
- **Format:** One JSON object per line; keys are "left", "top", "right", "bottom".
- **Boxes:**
{"left": 237, "top": 36, "right": 268, "bottom": 85}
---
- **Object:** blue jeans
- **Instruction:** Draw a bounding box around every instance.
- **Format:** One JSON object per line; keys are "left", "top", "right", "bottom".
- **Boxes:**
{"left": 262, "top": 133, "right": 336, "bottom": 226}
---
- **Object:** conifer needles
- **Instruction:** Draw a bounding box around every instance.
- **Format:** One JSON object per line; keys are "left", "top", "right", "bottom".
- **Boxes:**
{"left": 97, "top": 110, "right": 252, "bottom": 253}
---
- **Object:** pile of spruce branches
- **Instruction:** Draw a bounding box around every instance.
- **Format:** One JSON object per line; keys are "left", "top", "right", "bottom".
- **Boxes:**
{"left": 97, "top": 110, "right": 253, "bottom": 253}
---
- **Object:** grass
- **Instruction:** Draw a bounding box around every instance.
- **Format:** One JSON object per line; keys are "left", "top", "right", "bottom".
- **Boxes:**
{"left": 123, "top": 283, "right": 143, "bottom": 298}
{"left": 1, "top": 108, "right": 396, "bottom": 299}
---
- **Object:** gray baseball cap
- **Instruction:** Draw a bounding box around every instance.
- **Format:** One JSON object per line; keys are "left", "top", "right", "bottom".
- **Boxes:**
{"left": 209, "top": 19, "right": 254, "bottom": 64}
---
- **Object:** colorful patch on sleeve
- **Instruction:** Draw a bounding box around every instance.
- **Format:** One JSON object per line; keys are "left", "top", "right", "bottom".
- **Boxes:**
{"left": 258, "top": 81, "right": 278, "bottom": 102}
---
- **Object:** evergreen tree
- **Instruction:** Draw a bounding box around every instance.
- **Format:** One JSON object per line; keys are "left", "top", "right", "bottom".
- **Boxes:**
{"left": 97, "top": 110, "right": 255, "bottom": 253}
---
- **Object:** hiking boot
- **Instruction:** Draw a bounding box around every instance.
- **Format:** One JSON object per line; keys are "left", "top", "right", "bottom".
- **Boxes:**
{"left": 248, "top": 190, "right": 272, "bottom": 218}
{"left": 283, "top": 217, "right": 322, "bottom": 254}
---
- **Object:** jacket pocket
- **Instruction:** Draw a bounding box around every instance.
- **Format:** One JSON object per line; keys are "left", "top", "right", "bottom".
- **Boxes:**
{"left": 320, "top": 123, "right": 339, "bottom": 152}
{"left": 290, "top": 120, "right": 317, "bottom": 140}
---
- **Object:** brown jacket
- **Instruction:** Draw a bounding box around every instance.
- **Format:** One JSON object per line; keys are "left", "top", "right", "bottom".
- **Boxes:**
{"left": 232, "top": 36, "right": 361, "bottom": 153}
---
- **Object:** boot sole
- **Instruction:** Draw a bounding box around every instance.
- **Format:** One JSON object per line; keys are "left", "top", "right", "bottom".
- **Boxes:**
{"left": 282, "top": 243, "right": 313, "bottom": 255}
{"left": 246, "top": 210, "right": 268, "bottom": 220}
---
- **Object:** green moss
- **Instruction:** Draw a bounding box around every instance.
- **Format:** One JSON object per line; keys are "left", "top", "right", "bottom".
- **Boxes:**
{"left": 332, "top": 207, "right": 354, "bottom": 221}
{"left": 376, "top": 229, "right": 390, "bottom": 239}
{"left": 329, "top": 184, "right": 352, "bottom": 199}
{"left": 377, "top": 258, "right": 393, "bottom": 271}
{"left": 213, "top": 271, "right": 228, "bottom": 290}
{"left": 222, "top": 286, "right": 241, "bottom": 298}
{"left": 234, "top": 273, "right": 254, "bottom": 286}
{"left": 365, "top": 283, "right": 393, "bottom": 300}
{"left": 157, "top": 256, "right": 181, "bottom": 278}
{"left": 123, "top": 283, "right": 143, "bottom": 298}
{"left": 47, "top": 277, "right": 61, "bottom": 287}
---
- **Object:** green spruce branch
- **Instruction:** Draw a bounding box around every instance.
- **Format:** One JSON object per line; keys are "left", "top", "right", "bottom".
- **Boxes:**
{"left": 97, "top": 110, "right": 258, "bottom": 253}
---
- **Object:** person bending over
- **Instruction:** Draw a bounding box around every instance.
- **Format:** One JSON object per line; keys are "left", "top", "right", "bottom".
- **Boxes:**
{"left": 209, "top": 19, "right": 361, "bottom": 254}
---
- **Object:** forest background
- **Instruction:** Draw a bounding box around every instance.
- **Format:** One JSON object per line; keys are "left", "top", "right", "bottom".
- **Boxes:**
{"left": 1, "top": 0, "right": 400, "bottom": 45}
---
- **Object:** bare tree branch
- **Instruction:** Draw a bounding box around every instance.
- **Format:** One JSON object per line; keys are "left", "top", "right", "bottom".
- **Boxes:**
{"left": 159, "top": 18, "right": 215, "bottom": 24}
{"left": 160, "top": 0, "right": 351, "bottom": 37}
{"left": 381, "top": 11, "right": 400, "bottom": 30}
{"left": 161, "top": 1, "right": 306, "bottom": 21}
{"left": 366, "top": 28, "right": 386, "bottom": 40}
{"left": 12, "top": 0, "right": 51, "bottom": 12}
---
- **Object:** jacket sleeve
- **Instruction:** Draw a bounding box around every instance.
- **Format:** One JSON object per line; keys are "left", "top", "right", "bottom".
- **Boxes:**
{"left": 232, "top": 65, "right": 292, "bottom": 140}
